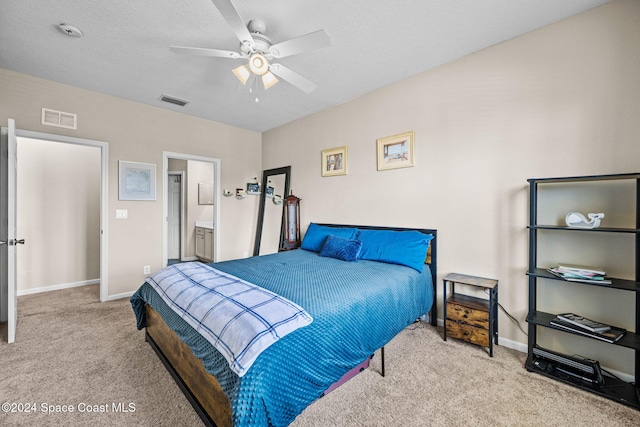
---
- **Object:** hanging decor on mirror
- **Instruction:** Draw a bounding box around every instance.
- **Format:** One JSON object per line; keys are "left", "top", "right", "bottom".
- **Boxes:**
{"left": 265, "top": 180, "right": 275, "bottom": 198}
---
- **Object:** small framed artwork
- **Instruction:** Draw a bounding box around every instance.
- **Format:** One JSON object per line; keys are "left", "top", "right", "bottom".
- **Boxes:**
{"left": 118, "top": 161, "right": 156, "bottom": 201}
{"left": 265, "top": 185, "right": 275, "bottom": 198}
{"left": 247, "top": 182, "right": 260, "bottom": 195}
{"left": 376, "top": 131, "right": 414, "bottom": 171}
{"left": 321, "top": 146, "right": 348, "bottom": 177}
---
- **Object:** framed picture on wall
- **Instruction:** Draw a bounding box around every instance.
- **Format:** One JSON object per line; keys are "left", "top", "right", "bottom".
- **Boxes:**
{"left": 321, "top": 146, "right": 348, "bottom": 177}
{"left": 118, "top": 160, "right": 157, "bottom": 200}
{"left": 247, "top": 182, "right": 260, "bottom": 195}
{"left": 265, "top": 185, "right": 275, "bottom": 198}
{"left": 376, "top": 131, "right": 414, "bottom": 171}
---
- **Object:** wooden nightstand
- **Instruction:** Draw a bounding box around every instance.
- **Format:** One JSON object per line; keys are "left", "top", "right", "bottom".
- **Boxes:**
{"left": 443, "top": 273, "right": 499, "bottom": 356}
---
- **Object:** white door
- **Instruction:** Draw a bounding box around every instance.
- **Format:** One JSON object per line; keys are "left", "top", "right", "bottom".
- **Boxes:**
{"left": 167, "top": 173, "right": 181, "bottom": 260}
{"left": 1, "top": 119, "right": 19, "bottom": 343}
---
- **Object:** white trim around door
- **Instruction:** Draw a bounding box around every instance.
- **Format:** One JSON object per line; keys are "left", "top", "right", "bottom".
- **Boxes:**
{"left": 15, "top": 129, "right": 109, "bottom": 302}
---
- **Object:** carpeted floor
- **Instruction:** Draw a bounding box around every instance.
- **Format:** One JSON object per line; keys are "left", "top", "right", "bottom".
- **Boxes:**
{"left": 0, "top": 285, "right": 638, "bottom": 426}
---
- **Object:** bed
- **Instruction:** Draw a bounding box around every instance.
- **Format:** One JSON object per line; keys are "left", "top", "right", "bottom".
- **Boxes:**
{"left": 131, "top": 224, "right": 437, "bottom": 427}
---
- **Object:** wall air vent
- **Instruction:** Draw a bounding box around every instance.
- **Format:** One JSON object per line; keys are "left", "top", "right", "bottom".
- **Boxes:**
{"left": 41, "top": 108, "right": 77, "bottom": 130}
{"left": 159, "top": 94, "right": 189, "bottom": 107}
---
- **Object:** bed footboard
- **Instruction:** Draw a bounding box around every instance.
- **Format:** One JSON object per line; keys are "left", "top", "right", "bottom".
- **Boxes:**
{"left": 145, "top": 305, "right": 232, "bottom": 427}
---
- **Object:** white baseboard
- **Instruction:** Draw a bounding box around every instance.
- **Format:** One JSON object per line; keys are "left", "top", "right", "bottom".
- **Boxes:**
{"left": 497, "top": 335, "right": 528, "bottom": 353}
{"left": 105, "top": 290, "right": 135, "bottom": 301}
{"left": 17, "top": 279, "right": 100, "bottom": 296}
{"left": 17, "top": 279, "right": 141, "bottom": 302}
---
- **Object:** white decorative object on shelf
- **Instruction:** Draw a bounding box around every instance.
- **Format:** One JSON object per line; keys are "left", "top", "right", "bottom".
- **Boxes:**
{"left": 565, "top": 212, "right": 605, "bottom": 229}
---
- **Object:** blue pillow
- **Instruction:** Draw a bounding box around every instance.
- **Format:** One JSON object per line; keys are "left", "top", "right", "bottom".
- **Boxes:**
{"left": 319, "top": 235, "right": 363, "bottom": 262}
{"left": 357, "top": 229, "right": 433, "bottom": 272}
{"left": 301, "top": 223, "right": 358, "bottom": 252}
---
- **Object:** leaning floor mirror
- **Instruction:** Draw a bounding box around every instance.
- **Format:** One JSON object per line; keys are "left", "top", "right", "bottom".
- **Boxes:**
{"left": 253, "top": 166, "right": 291, "bottom": 256}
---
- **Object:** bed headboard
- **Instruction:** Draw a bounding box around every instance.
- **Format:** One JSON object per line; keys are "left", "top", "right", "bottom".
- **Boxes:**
{"left": 316, "top": 224, "right": 438, "bottom": 326}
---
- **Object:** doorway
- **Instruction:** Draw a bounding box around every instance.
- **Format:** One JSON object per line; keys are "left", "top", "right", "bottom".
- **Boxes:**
{"left": 162, "top": 152, "right": 220, "bottom": 267}
{"left": 167, "top": 171, "right": 184, "bottom": 264}
{"left": 5, "top": 128, "right": 108, "bottom": 302}
{"left": 17, "top": 137, "right": 101, "bottom": 298}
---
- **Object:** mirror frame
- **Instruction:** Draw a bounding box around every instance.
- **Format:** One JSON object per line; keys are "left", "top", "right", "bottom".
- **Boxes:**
{"left": 253, "top": 166, "right": 291, "bottom": 256}
{"left": 198, "top": 183, "right": 214, "bottom": 205}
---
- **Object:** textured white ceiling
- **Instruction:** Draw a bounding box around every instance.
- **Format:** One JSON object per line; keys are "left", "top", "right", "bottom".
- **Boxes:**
{"left": 0, "top": 0, "right": 610, "bottom": 132}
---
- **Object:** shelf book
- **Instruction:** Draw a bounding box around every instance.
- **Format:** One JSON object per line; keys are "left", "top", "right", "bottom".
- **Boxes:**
{"left": 557, "top": 264, "right": 606, "bottom": 276}
{"left": 547, "top": 266, "right": 612, "bottom": 284}
{"left": 550, "top": 319, "right": 626, "bottom": 343}
{"left": 556, "top": 313, "right": 611, "bottom": 332}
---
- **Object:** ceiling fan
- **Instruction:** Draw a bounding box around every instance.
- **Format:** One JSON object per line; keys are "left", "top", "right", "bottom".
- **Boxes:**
{"left": 170, "top": 0, "right": 330, "bottom": 94}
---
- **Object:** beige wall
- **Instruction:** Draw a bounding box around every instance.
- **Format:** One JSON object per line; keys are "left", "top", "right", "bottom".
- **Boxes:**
{"left": 17, "top": 137, "right": 101, "bottom": 292}
{"left": 262, "top": 0, "right": 640, "bottom": 372}
{"left": 0, "top": 68, "right": 262, "bottom": 297}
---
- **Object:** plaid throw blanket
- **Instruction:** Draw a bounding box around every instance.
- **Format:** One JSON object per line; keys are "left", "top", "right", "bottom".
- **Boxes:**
{"left": 145, "top": 262, "right": 313, "bottom": 377}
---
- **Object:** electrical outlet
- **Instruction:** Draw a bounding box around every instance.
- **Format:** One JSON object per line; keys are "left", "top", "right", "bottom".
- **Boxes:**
{"left": 242, "top": 251, "right": 248, "bottom": 258}
{"left": 143, "top": 265, "right": 151, "bottom": 275}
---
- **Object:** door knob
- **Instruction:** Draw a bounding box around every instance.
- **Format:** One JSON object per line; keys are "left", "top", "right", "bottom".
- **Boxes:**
{"left": 4, "top": 239, "right": 25, "bottom": 245}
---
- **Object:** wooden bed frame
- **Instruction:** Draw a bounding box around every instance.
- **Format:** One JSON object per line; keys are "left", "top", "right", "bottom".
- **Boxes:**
{"left": 143, "top": 225, "right": 437, "bottom": 427}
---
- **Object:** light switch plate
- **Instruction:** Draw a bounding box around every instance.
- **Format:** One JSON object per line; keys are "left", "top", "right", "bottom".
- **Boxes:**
{"left": 116, "top": 209, "right": 128, "bottom": 219}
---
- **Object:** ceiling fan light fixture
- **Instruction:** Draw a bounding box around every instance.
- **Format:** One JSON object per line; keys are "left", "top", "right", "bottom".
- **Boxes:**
{"left": 171, "top": 2, "right": 330, "bottom": 96}
{"left": 262, "top": 72, "right": 279, "bottom": 90}
{"left": 249, "top": 54, "right": 269, "bottom": 76}
{"left": 232, "top": 64, "right": 251, "bottom": 85}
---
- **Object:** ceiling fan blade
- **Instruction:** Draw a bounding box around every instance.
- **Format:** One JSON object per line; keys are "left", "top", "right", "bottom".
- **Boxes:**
{"left": 269, "top": 29, "right": 330, "bottom": 59}
{"left": 269, "top": 63, "right": 317, "bottom": 93}
{"left": 170, "top": 46, "right": 242, "bottom": 59}
{"left": 210, "top": 0, "right": 254, "bottom": 48}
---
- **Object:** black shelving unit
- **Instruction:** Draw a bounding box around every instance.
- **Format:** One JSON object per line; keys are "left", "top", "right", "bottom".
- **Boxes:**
{"left": 526, "top": 173, "right": 640, "bottom": 410}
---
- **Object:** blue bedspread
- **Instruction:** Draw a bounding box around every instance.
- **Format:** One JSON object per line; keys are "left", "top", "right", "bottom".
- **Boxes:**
{"left": 131, "top": 249, "right": 433, "bottom": 426}
{"left": 144, "top": 262, "right": 313, "bottom": 377}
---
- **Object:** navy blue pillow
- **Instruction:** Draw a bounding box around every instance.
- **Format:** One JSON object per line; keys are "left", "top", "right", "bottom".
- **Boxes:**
{"left": 319, "top": 235, "right": 363, "bottom": 262}
{"left": 301, "top": 223, "right": 358, "bottom": 252}
{"left": 357, "top": 229, "right": 433, "bottom": 272}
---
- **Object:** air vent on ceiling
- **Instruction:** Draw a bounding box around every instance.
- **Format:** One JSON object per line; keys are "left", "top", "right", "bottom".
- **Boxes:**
{"left": 41, "top": 108, "right": 77, "bottom": 130}
{"left": 159, "top": 94, "right": 189, "bottom": 107}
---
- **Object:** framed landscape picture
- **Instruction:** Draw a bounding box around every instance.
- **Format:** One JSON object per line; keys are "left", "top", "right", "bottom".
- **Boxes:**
{"left": 321, "top": 146, "right": 348, "bottom": 177}
{"left": 376, "top": 131, "right": 414, "bottom": 171}
{"left": 118, "top": 160, "right": 156, "bottom": 200}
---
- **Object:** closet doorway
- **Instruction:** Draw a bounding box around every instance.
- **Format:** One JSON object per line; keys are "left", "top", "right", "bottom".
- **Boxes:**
{"left": 167, "top": 172, "right": 184, "bottom": 263}
{"left": 162, "top": 152, "right": 220, "bottom": 267}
